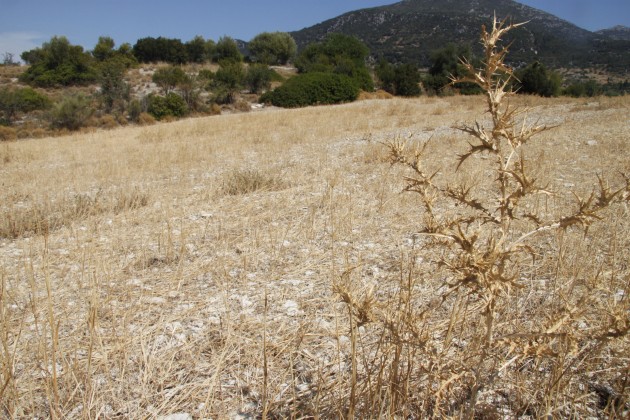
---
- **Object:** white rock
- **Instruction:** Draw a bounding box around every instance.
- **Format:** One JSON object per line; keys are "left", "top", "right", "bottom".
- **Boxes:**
{"left": 158, "top": 414, "right": 192, "bottom": 420}
{"left": 284, "top": 300, "right": 300, "bottom": 316}
{"left": 587, "top": 139, "right": 598, "bottom": 146}
{"left": 146, "top": 297, "right": 166, "bottom": 305}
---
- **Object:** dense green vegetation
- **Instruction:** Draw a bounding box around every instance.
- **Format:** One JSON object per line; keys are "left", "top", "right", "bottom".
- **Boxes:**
{"left": 20, "top": 36, "right": 98, "bottom": 87}
{"left": 2, "top": 23, "right": 627, "bottom": 138}
{"left": 248, "top": 32, "right": 297, "bottom": 65}
{"left": 260, "top": 72, "right": 359, "bottom": 108}
{"left": 375, "top": 61, "right": 421, "bottom": 97}
{"left": 0, "top": 86, "right": 51, "bottom": 125}
{"left": 294, "top": 33, "right": 373, "bottom": 92}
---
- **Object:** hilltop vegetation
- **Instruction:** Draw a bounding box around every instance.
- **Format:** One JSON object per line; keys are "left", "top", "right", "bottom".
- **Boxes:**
{"left": 291, "top": 0, "right": 630, "bottom": 74}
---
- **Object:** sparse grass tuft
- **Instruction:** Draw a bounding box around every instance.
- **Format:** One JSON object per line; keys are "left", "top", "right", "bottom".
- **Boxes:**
{"left": 222, "top": 168, "right": 286, "bottom": 195}
{"left": 0, "top": 188, "right": 150, "bottom": 239}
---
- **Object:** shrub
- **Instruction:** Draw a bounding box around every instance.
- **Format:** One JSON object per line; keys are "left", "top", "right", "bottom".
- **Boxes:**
{"left": 0, "top": 87, "right": 51, "bottom": 124}
{"left": 152, "top": 66, "right": 187, "bottom": 94}
{"left": 261, "top": 72, "right": 359, "bottom": 108}
{"left": 376, "top": 61, "right": 421, "bottom": 96}
{"left": 137, "top": 112, "right": 156, "bottom": 125}
{"left": 49, "top": 94, "right": 94, "bottom": 130}
{"left": 147, "top": 93, "right": 188, "bottom": 120}
{"left": 222, "top": 169, "right": 285, "bottom": 195}
{"left": 0, "top": 125, "right": 17, "bottom": 141}
{"left": 245, "top": 64, "right": 273, "bottom": 93}
{"left": 127, "top": 99, "right": 142, "bottom": 123}
{"left": 97, "top": 114, "right": 119, "bottom": 129}
{"left": 516, "top": 61, "right": 562, "bottom": 97}
{"left": 425, "top": 43, "right": 483, "bottom": 95}
{"left": 211, "top": 62, "right": 245, "bottom": 104}
{"left": 564, "top": 79, "right": 602, "bottom": 97}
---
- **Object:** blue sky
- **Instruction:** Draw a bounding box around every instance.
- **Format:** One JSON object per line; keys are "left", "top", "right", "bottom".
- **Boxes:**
{"left": 1, "top": 0, "right": 629, "bottom": 61}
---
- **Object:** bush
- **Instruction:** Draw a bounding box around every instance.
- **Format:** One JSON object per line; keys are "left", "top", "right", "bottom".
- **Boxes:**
{"left": 564, "top": 79, "right": 602, "bottom": 97}
{"left": 0, "top": 126, "right": 17, "bottom": 141}
{"left": 147, "top": 93, "right": 188, "bottom": 120}
{"left": 138, "top": 112, "right": 156, "bottom": 125}
{"left": 376, "top": 61, "right": 421, "bottom": 96}
{"left": 20, "top": 36, "right": 98, "bottom": 87}
{"left": 425, "top": 43, "right": 483, "bottom": 95}
{"left": 127, "top": 99, "right": 142, "bottom": 123}
{"left": 516, "top": 61, "right": 562, "bottom": 97}
{"left": 295, "top": 34, "right": 373, "bottom": 91}
{"left": 245, "top": 64, "right": 273, "bottom": 93}
{"left": 49, "top": 94, "right": 94, "bottom": 130}
{"left": 152, "top": 66, "right": 187, "bottom": 94}
{"left": 211, "top": 62, "right": 245, "bottom": 104}
{"left": 0, "top": 87, "right": 51, "bottom": 124}
{"left": 261, "top": 72, "right": 359, "bottom": 108}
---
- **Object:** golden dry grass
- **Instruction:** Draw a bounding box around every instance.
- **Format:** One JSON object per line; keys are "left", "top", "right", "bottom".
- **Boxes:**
{"left": 0, "top": 94, "right": 628, "bottom": 418}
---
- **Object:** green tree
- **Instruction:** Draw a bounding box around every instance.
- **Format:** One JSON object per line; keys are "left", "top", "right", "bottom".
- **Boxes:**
{"left": 20, "top": 36, "right": 98, "bottom": 87}
{"left": 425, "top": 43, "right": 481, "bottom": 95}
{"left": 152, "top": 66, "right": 188, "bottom": 94}
{"left": 186, "top": 36, "right": 208, "bottom": 63}
{"left": 93, "top": 37, "right": 136, "bottom": 68}
{"left": 133, "top": 37, "right": 188, "bottom": 64}
{"left": 214, "top": 37, "right": 242, "bottom": 63}
{"left": 394, "top": 63, "right": 421, "bottom": 96}
{"left": 295, "top": 34, "right": 373, "bottom": 91}
{"left": 245, "top": 64, "right": 273, "bottom": 94}
{"left": 98, "top": 60, "right": 129, "bottom": 113}
{"left": 92, "top": 36, "right": 116, "bottom": 62}
{"left": 296, "top": 34, "right": 370, "bottom": 73}
{"left": 212, "top": 61, "right": 245, "bottom": 103}
{"left": 0, "top": 87, "right": 51, "bottom": 125}
{"left": 248, "top": 32, "right": 297, "bottom": 65}
{"left": 516, "top": 61, "right": 562, "bottom": 97}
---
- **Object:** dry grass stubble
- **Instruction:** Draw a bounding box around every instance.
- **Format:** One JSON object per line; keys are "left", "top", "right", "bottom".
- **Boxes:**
{"left": 0, "top": 89, "right": 628, "bottom": 417}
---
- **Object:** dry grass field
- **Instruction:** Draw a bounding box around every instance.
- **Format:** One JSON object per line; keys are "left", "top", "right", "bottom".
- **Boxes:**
{"left": 1, "top": 92, "right": 629, "bottom": 418}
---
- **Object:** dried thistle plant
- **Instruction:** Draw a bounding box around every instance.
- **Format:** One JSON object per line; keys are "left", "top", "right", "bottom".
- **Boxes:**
{"left": 355, "top": 16, "right": 630, "bottom": 417}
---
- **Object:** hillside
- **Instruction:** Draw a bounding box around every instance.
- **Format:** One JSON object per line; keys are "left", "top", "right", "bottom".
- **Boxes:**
{"left": 596, "top": 25, "right": 630, "bottom": 41}
{"left": 290, "top": 0, "right": 630, "bottom": 73}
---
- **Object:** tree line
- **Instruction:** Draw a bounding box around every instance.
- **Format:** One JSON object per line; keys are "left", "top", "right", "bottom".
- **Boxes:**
{"left": 1, "top": 31, "right": 628, "bottom": 139}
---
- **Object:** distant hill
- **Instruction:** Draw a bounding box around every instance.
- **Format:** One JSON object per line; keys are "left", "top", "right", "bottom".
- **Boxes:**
{"left": 290, "top": 0, "right": 630, "bottom": 74}
{"left": 596, "top": 25, "right": 630, "bottom": 41}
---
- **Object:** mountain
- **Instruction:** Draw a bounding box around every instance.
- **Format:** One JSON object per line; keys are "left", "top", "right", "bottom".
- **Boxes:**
{"left": 290, "top": 0, "right": 630, "bottom": 74}
{"left": 596, "top": 25, "right": 630, "bottom": 41}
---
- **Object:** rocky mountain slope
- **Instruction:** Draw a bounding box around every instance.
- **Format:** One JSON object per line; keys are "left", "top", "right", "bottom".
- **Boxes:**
{"left": 290, "top": 0, "right": 630, "bottom": 73}
{"left": 596, "top": 25, "right": 630, "bottom": 41}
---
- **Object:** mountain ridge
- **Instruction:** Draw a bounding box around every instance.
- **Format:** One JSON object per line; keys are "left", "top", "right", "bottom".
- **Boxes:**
{"left": 289, "top": 0, "right": 630, "bottom": 74}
